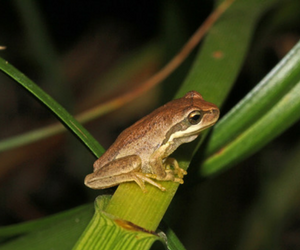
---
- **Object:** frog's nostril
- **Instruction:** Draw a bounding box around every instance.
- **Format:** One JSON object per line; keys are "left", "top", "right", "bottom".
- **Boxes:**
{"left": 210, "top": 109, "right": 220, "bottom": 120}
{"left": 212, "top": 109, "right": 219, "bottom": 115}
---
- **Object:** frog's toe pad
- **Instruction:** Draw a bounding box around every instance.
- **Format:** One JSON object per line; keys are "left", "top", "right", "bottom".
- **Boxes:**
{"left": 176, "top": 168, "right": 187, "bottom": 178}
{"left": 146, "top": 172, "right": 184, "bottom": 185}
{"left": 174, "top": 178, "right": 184, "bottom": 184}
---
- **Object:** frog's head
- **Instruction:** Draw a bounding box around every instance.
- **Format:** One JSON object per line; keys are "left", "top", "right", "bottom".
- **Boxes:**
{"left": 164, "top": 91, "right": 220, "bottom": 144}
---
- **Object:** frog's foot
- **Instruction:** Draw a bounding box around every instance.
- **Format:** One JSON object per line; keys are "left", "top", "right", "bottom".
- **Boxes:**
{"left": 146, "top": 171, "right": 184, "bottom": 185}
{"left": 133, "top": 172, "right": 166, "bottom": 192}
{"left": 164, "top": 157, "right": 187, "bottom": 178}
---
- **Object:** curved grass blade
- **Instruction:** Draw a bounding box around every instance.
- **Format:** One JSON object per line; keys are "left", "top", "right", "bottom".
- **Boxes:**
{"left": 205, "top": 40, "right": 300, "bottom": 158}
{"left": 0, "top": 204, "right": 94, "bottom": 250}
{"left": 0, "top": 42, "right": 161, "bottom": 152}
{"left": 201, "top": 69, "right": 300, "bottom": 176}
{"left": 0, "top": 204, "right": 92, "bottom": 239}
{"left": 177, "top": 0, "right": 280, "bottom": 105}
{"left": 103, "top": 0, "right": 279, "bottom": 233}
{"left": 0, "top": 57, "right": 104, "bottom": 157}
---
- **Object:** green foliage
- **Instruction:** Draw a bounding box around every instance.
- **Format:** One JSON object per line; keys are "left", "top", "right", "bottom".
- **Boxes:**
{"left": 73, "top": 196, "right": 162, "bottom": 250}
{"left": 1, "top": 0, "right": 300, "bottom": 249}
{"left": 202, "top": 41, "right": 300, "bottom": 175}
{"left": 0, "top": 204, "right": 94, "bottom": 249}
{"left": 0, "top": 58, "right": 104, "bottom": 157}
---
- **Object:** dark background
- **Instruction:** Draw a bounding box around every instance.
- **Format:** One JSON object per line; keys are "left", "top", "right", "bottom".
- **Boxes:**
{"left": 1, "top": 0, "right": 300, "bottom": 249}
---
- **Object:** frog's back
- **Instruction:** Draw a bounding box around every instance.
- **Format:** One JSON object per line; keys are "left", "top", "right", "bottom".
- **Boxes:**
{"left": 94, "top": 104, "right": 173, "bottom": 169}
{"left": 111, "top": 109, "right": 172, "bottom": 157}
{"left": 93, "top": 93, "right": 200, "bottom": 170}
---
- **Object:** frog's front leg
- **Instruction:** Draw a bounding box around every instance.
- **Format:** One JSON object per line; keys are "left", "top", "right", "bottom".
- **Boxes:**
{"left": 146, "top": 155, "right": 187, "bottom": 184}
{"left": 164, "top": 157, "right": 187, "bottom": 179}
{"left": 84, "top": 155, "right": 166, "bottom": 192}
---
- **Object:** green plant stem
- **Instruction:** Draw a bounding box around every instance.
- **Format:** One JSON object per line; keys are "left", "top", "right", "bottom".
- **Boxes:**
{"left": 103, "top": 0, "right": 278, "bottom": 232}
{"left": 73, "top": 196, "right": 161, "bottom": 250}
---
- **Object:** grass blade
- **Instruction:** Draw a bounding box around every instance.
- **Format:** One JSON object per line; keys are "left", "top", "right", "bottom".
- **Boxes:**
{"left": 0, "top": 57, "right": 104, "bottom": 157}
{"left": 205, "top": 39, "right": 300, "bottom": 157}
{"left": 103, "top": 0, "right": 278, "bottom": 233}
{"left": 201, "top": 45, "right": 300, "bottom": 175}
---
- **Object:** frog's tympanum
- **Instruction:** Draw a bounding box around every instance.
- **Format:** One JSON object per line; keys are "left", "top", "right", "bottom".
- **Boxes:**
{"left": 85, "top": 91, "right": 219, "bottom": 191}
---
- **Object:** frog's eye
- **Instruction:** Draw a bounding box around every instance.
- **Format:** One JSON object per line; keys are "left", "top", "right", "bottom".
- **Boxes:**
{"left": 188, "top": 110, "right": 202, "bottom": 125}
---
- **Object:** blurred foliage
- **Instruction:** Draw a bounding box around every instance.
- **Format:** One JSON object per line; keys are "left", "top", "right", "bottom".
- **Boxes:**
{"left": 0, "top": 0, "right": 300, "bottom": 249}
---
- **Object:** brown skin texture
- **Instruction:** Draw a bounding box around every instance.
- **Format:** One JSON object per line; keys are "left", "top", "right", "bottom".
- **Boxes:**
{"left": 85, "top": 91, "right": 219, "bottom": 190}
{"left": 94, "top": 91, "right": 219, "bottom": 170}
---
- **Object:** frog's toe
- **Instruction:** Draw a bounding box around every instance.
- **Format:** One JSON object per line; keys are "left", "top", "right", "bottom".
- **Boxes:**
{"left": 145, "top": 173, "right": 157, "bottom": 179}
{"left": 174, "top": 168, "right": 187, "bottom": 178}
{"left": 131, "top": 174, "right": 147, "bottom": 192}
{"left": 174, "top": 177, "right": 184, "bottom": 184}
{"left": 136, "top": 173, "right": 166, "bottom": 191}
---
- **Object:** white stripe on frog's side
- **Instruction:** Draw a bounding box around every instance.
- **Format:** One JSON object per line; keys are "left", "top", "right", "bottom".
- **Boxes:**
{"left": 167, "top": 120, "right": 205, "bottom": 143}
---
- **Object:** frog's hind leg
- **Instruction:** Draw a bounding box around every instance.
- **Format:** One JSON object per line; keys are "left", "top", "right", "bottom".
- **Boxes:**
{"left": 102, "top": 172, "right": 166, "bottom": 192}
{"left": 86, "top": 155, "right": 166, "bottom": 192}
{"left": 133, "top": 173, "right": 166, "bottom": 192}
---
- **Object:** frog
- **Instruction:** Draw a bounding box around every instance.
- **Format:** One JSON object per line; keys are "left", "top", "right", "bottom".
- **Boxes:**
{"left": 84, "top": 91, "right": 219, "bottom": 192}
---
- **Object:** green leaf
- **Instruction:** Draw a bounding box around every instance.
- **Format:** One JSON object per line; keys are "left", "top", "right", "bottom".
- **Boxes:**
{"left": 0, "top": 0, "right": 283, "bottom": 249}
{"left": 177, "top": 0, "right": 280, "bottom": 105}
{"left": 101, "top": 0, "right": 279, "bottom": 235}
{"left": 73, "top": 196, "right": 162, "bottom": 250}
{"left": 0, "top": 42, "right": 161, "bottom": 152}
{"left": 201, "top": 40, "right": 300, "bottom": 176}
{"left": 0, "top": 204, "right": 94, "bottom": 250}
{"left": 0, "top": 57, "right": 104, "bottom": 157}
{"left": 164, "top": 228, "right": 186, "bottom": 250}
{"left": 205, "top": 39, "right": 300, "bottom": 157}
{"left": 0, "top": 204, "right": 92, "bottom": 239}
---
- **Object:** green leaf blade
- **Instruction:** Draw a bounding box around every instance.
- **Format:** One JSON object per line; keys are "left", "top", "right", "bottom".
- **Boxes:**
{"left": 102, "top": 0, "right": 280, "bottom": 234}
{"left": 0, "top": 57, "right": 104, "bottom": 157}
{"left": 206, "top": 40, "right": 300, "bottom": 157}
{"left": 177, "top": 0, "right": 279, "bottom": 105}
{"left": 202, "top": 76, "right": 300, "bottom": 176}
{"left": 0, "top": 204, "right": 94, "bottom": 250}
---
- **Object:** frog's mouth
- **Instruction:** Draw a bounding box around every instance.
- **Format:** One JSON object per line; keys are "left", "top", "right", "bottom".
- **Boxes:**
{"left": 181, "top": 123, "right": 214, "bottom": 137}
{"left": 167, "top": 120, "right": 215, "bottom": 142}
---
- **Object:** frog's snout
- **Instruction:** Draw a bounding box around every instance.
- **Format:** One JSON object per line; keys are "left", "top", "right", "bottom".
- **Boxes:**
{"left": 211, "top": 108, "right": 220, "bottom": 117}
